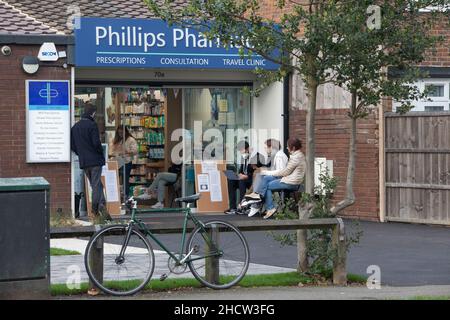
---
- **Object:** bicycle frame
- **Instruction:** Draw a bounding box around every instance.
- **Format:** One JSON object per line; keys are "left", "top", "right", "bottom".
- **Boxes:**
{"left": 124, "top": 201, "right": 217, "bottom": 265}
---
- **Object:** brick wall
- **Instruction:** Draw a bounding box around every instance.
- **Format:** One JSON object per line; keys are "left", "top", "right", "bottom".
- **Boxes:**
{"left": 289, "top": 108, "right": 380, "bottom": 221}
{"left": 0, "top": 44, "right": 71, "bottom": 213}
{"left": 421, "top": 14, "right": 450, "bottom": 67}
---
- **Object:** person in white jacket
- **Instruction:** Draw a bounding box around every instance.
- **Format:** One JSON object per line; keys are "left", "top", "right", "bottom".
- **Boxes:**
{"left": 267, "top": 139, "right": 289, "bottom": 172}
{"left": 251, "top": 139, "right": 288, "bottom": 189}
{"left": 245, "top": 138, "right": 305, "bottom": 219}
{"left": 245, "top": 139, "right": 288, "bottom": 217}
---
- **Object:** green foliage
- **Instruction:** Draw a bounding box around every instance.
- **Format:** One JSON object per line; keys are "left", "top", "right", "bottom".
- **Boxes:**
{"left": 144, "top": 0, "right": 449, "bottom": 107}
{"left": 408, "top": 295, "right": 450, "bottom": 300}
{"left": 329, "top": 0, "right": 449, "bottom": 116}
{"left": 271, "top": 173, "right": 363, "bottom": 274}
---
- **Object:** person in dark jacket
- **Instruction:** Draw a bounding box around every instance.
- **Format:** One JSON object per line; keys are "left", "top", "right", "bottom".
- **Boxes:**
{"left": 71, "top": 103, "right": 110, "bottom": 221}
{"left": 225, "top": 140, "right": 265, "bottom": 214}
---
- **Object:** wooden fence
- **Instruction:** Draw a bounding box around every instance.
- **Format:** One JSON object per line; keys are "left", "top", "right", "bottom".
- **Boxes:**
{"left": 385, "top": 112, "right": 450, "bottom": 225}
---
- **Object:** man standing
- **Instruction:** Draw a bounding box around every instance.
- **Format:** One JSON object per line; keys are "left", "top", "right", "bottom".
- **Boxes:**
{"left": 71, "top": 103, "right": 111, "bottom": 223}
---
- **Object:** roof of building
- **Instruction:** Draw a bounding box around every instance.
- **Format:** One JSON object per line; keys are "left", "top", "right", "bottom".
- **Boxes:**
{"left": 0, "top": 0, "right": 187, "bottom": 35}
{"left": 0, "top": 1, "right": 61, "bottom": 34}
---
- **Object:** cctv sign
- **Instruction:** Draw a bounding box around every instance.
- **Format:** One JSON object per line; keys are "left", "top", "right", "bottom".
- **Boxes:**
{"left": 38, "top": 42, "right": 59, "bottom": 61}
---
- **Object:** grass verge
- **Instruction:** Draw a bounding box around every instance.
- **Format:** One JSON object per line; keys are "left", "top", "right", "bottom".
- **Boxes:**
{"left": 51, "top": 271, "right": 367, "bottom": 296}
{"left": 408, "top": 295, "right": 450, "bottom": 300}
{"left": 50, "top": 248, "right": 81, "bottom": 256}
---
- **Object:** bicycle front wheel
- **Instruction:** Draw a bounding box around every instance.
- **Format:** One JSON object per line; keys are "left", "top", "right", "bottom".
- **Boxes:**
{"left": 187, "top": 220, "right": 250, "bottom": 289}
{"left": 84, "top": 225, "right": 155, "bottom": 296}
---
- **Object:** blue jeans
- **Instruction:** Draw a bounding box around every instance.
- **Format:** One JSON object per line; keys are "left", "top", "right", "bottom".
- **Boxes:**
{"left": 149, "top": 172, "right": 178, "bottom": 203}
{"left": 264, "top": 179, "right": 300, "bottom": 210}
{"left": 253, "top": 175, "right": 278, "bottom": 195}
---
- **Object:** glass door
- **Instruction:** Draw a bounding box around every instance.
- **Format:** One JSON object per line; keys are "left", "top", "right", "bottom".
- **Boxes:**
{"left": 182, "top": 87, "right": 252, "bottom": 202}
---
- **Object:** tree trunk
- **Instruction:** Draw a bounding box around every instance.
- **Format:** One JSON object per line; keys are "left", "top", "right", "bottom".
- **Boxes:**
{"left": 304, "top": 78, "right": 317, "bottom": 197}
{"left": 297, "top": 72, "right": 318, "bottom": 273}
{"left": 330, "top": 91, "right": 357, "bottom": 215}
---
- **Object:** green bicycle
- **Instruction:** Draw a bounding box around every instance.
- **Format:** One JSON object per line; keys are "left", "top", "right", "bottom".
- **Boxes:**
{"left": 84, "top": 193, "right": 250, "bottom": 296}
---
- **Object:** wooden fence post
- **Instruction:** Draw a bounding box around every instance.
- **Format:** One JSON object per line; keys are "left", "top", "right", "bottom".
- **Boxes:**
{"left": 205, "top": 225, "right": 219, "bottom": 285}
{"left": 332, "top": 218, "right": 347, "bottom": 285}
{"left": 88, "top": 235, "right": 104, "bottom": 290}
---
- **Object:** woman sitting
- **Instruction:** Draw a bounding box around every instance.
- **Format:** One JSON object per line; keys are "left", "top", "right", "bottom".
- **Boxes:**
{"left": 246, "top": 138, "right": 288, "bottom": 217}
{"left": 110, "top": 126, "right": 138, "bottom": 199}
{"left": 245, "top": 138, "right": 305, "bottom": 219}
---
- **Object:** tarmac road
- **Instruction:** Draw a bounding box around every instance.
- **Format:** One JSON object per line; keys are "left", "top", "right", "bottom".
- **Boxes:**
{"left": 136, "top": 218, "right": 450, "bottom": 286}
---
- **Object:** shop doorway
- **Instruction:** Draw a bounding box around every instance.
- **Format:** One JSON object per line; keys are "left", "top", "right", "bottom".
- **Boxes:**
{"left": 73, "top": 85, "right": 252, "bottom": 215}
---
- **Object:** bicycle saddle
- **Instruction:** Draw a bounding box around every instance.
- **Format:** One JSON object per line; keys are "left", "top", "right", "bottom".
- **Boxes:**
{"left": 175, "top": 193, "right": 201, "bottom": 203}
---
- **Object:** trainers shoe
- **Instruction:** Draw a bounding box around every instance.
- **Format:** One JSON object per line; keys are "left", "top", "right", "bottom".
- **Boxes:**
{"left": 248, "top": 206, "right": 260, "bottom": 217}
{"left": 240, "top": 198, "right": 261, "bottom": 207}
{"left": 263, "top": 208, "right": 277, "bottom": 220}
{"left": 151, "top": 202, "right": 164, "bottom": 209}
{"left": 244, "top": 192, "right": 261, "bottom": 200}
{"left": 225, "top": 208, "right": 237, "bottom": 215}
{"left": 136, "top": 193, "right": 153, "bottom": 200}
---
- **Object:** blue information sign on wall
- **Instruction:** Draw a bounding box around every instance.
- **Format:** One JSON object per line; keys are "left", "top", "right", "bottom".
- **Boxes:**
{"left": 75, "top": 17, "right": 279, "bottom": 70}
{"left": 28, "top": 81, "right": 70, "bottom": 110}
{"left": 26, "top": 80, "right": 70, "bottom": 163}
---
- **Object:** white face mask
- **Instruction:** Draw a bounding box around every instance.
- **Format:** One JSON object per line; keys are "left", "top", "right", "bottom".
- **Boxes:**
{"left": 242, "top": 153, "right": 249, "bottom": 160}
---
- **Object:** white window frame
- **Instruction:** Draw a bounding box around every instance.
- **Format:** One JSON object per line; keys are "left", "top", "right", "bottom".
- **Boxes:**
{"left": 421, "top": 80, "right": 449, "bottom": 102}
{"left": 422, "top": 102, "right": 447, "bottom": 112}
{"left": 393, "top": 79, "right": 450, "bottom": 112}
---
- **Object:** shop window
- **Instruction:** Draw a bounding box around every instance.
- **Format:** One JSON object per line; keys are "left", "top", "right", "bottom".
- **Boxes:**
{"left": 74, "top": 85, "right": 252, "bottom": 209}
{"left": 74, "top": 86, "right": 167, "bottom": 204}
{"left": 183, "top": 88, "right": 252, "bottom": 200}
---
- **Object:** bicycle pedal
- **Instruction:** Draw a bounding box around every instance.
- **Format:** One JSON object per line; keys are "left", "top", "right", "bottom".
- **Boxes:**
{"left": 160, "top": 274, "right": 168, "bottom": 281}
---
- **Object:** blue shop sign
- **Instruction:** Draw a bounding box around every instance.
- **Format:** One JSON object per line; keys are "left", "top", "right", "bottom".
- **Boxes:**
{"left": 75, "top": 17, "right": 279, "bottom": 70}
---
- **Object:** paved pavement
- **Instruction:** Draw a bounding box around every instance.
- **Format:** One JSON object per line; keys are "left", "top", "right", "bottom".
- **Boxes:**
{"left": 50, "top": 239, "right": 295, "bottom": 285}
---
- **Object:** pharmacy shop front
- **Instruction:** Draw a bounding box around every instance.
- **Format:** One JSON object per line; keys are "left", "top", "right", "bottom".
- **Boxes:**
{"left": 72, "top": 17, "right": 286, "bottom": 215}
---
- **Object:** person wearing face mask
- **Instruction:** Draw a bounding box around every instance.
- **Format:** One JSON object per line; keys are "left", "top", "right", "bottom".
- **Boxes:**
{"left": 110, "top": 126, "right": 138, "bottom": 200}
{"left": 225, "top": 140, "right": 265, "bottom": 214}
{"left": 245, "top": 138, "right": 305, "bottom": 219}
{"left": 245, "top": 139, "right": 289, "bottom": 217}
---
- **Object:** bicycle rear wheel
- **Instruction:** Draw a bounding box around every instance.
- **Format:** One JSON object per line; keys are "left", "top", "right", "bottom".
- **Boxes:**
{"left": 84, "top": 224, "right": 155, "bottom": 296}
{"left": 187, "top": 220, "right": 250, "bottom": 289}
